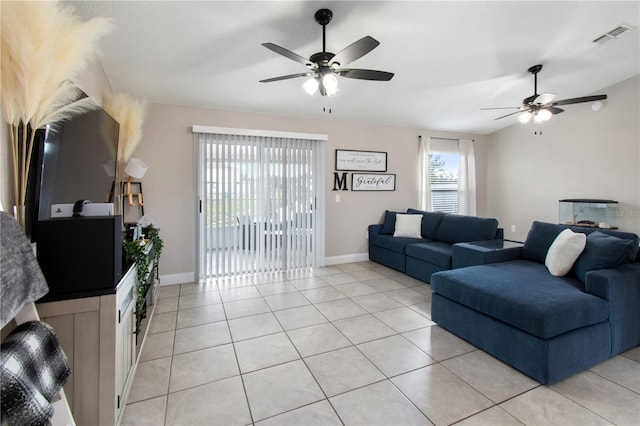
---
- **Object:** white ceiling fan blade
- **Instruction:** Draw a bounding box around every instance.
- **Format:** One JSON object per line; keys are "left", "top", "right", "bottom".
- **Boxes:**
{"left": 534, "top": 93, "right": 556, "bottom": 105}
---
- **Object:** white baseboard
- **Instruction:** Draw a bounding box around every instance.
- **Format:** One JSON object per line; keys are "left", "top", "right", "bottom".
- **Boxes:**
{"left": 160, "top": 272, "right": 195, "bottom": 286}
{"left": 324, "top": 252, "right": 369, "bottom": 266}
{"left": 159, "top": 256, "right": 370, "bottom": 283}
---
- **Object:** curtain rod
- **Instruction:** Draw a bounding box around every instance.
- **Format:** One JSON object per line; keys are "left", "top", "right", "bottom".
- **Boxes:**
{"left": 192, "top": 125, "right": 328, "bottom": 141}
{"left": 419, "top": 136, "right": 475, "bottom": 143}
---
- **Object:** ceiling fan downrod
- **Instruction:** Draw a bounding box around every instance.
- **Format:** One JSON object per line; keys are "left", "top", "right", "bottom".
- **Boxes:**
{"left": 314, "top": 8, "right": 333, "bottom": 53}
{"left": 529, "top": 64, "right": 543, "bottom": 97}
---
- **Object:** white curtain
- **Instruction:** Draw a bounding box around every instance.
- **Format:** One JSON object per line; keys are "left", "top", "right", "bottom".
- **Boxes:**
{"left": 417, "top": 136, "right": 431, "bottom": 211}
{"left": 194, "top": 127, "right": 325, "bottom": 279}
{"left": 458, "top": 139, "right": 476, "bottom": 215}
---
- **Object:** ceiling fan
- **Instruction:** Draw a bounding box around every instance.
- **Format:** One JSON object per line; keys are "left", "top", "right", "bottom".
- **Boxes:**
{"left": 482, "top": 64, "right": 607, "bottom": 124}
{"left": 259, "top": 8, "right": 394, "bottom": 97}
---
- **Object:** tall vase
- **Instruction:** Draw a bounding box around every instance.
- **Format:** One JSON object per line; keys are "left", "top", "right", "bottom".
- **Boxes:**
{"left": 10, "top": 123, "right": 29, "bottom": 233}
{"left": 10, "top": 123, "right": 44, "bottom": 240}
{"left": 13, "top": 204, "right": 26, "bottom": 230}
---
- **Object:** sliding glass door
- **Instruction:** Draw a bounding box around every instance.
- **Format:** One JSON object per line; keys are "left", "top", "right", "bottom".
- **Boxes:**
{"left": 194, "top": 127, "right": 325, "bottom": 279}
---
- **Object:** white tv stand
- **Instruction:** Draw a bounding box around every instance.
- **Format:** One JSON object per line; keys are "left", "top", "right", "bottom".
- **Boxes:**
{"left": 37, "top": 254, "right": 159, "bottom": 426}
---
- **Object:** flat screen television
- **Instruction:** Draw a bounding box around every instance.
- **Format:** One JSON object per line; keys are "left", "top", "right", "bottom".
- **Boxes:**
{"left": 26, "top": 105, "right": 120, "bottom": 241}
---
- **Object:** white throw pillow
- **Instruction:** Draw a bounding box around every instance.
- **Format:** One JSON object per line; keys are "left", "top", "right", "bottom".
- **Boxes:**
{"left": 393, "top": 214, "right": 422, "bottom": 238}
{"left": 545, "top": 229, "right": 587, "bottom": 276}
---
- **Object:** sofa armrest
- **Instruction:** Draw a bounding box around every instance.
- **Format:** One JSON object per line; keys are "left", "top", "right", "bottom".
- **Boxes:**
{"left": 496, "top": 228, "right": 504, "bottom": 239}
{"left": 368, "top": 224, "right": 383, "bottom": 237}
{"left": 452, "top": 240, "right": 523, "bottom": 268}
{"left": 585, "top": 263, "right": 640, "bottom": 355}
{"left": 584, "top": 263, "right": 640, "bottom": 300}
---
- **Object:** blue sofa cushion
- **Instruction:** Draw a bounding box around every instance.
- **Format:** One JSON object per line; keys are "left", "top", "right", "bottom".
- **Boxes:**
{"left": 573, "top": 231, "right": 637, "bottom": 284}
{"left": 570, "top": 227, "right": 640, "bottom": 261}
{"left": 522, "top": 221, "right": 565, "bottom": 263}
{"left": 406, "top": 242, "right": 453, "bottom": 269}
{"left": 522, "top": 221, "right": 640, "bottom": 265}
{"left": 372, "top": 234, "right": 431, "bottom": 254}
{"left": 380, "top": 210, "right": 400, "bottom": 235}
{"left": 406, "top": 209, "right": 444, "bottom": 239}
{"left": 433, "top": 214, "right": 499, "bottom": 244}
{"left": 431, "top": 260, "right": 610, "bottom": 339}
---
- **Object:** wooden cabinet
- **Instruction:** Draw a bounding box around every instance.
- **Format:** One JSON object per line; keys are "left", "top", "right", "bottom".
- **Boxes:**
{"left": 37, "top": 255, "right": 158, "bottom": 426}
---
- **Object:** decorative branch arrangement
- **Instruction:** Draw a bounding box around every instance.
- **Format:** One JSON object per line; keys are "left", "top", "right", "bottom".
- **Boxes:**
{"left": 0, "top": 1, "right": 112, "bottom": 229}
{"left": 102, "top": 92, "right": 147, "bottom": 163}
{"left": 102, "top": 92, "right": 147, "bottom": 216}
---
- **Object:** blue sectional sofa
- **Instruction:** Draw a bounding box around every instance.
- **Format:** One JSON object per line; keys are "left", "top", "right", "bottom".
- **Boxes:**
{"left": 431, "top": 221, "right": 640, "bottom": 384}
{"left": 368, "top": 209, "right": 502, "bottom": 283}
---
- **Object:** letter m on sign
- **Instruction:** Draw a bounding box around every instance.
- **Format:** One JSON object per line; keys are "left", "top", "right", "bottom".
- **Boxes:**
{"left": 333, "top": 172, "right": 349, "bottom": 191}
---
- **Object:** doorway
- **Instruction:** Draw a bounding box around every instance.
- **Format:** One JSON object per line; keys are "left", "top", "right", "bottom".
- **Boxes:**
{"left": 194, "top": 127, "right": 326, "bottom": 279}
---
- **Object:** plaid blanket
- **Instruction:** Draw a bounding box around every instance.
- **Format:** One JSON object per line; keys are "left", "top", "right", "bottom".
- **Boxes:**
{"left": 1, "top": 321, "right": 71, "bottom": 426}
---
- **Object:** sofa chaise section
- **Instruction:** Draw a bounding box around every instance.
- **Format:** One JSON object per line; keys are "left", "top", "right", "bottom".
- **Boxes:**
{"left": 431, "top": 221, "right": 640, "bottom": 384}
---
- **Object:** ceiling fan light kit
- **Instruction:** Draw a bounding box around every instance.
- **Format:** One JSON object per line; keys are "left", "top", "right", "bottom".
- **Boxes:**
{"left": 322, "top": 73, "right": 340, "bottom": 97}
{"left": 482, "top": 64, "right": 607, "bottom": 126}
{"left": 303, "top": 78, "right": 319, "bottom": 95}
{"left": 533, "top": 108, "right": 552, "bottom": 124}
{"left": 260, "top": 8, "right": 394, "bottom": 97}
{"left": 518, "top": 111, "right": 532, "bottom": 124}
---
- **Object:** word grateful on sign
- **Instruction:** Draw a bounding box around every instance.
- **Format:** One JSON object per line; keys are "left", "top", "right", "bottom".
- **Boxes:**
{"left": 333, "top": 172, "right": 396, "bottom": 191}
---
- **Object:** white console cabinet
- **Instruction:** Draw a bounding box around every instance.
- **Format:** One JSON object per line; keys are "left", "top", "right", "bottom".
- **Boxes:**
{"left": 37, "top": 256, "right": 158, "bottom": 426}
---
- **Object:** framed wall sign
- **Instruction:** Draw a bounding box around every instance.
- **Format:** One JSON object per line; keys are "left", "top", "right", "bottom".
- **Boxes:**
{"left": 351, "top": 173, "right": 396, "bottom": 191}
{"left": 335, "top": 149, "right": 387, "bottom": 172}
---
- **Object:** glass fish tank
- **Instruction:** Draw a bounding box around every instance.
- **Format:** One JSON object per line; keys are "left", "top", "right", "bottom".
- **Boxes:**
{"left": 559, "top": 199, "right": 619, "bottom": 229}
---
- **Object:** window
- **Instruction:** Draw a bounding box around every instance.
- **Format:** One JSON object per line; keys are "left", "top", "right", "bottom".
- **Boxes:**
{"left": 419, "top": 137, "right": 476, "bottom": 215}
{"left": 429, "top": 138, "right": 460, "bottom": 213}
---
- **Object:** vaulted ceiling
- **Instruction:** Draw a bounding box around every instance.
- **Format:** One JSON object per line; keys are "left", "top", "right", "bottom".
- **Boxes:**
{"left": 68, "top": 1, "right": 639, "bottom": 135}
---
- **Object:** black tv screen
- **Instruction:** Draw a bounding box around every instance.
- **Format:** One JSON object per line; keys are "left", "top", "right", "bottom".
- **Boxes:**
{"left": 36, "top": 107, "right": 119, "bottom": 223}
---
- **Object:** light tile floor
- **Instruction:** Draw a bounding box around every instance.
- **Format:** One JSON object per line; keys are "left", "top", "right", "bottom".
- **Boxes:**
{"left": 121, "top": 261, "right": 640, "bottom": 426}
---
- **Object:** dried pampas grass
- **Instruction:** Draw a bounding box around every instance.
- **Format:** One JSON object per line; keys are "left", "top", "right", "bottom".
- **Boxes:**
{"left": 1, "top": 1, "right": 112, "bottom": 128}
{"left": 0, "top": 1, "right": 112, "bottom": 228}
{"left": 102, "top": 92, "right": 147, "bottom": 163}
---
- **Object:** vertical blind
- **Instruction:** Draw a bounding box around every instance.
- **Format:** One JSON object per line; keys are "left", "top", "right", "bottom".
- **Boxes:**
{"left": 194, "top": 127, "right": 325, "bottom": 279}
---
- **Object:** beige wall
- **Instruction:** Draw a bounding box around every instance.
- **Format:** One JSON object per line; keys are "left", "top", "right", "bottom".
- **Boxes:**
{"left": 486, "top": 75, "right": 640, "bottom": 241}
{"left": 137, "top": 104, "right": 486, "bottom": 282}
{"left": 2, "top": 58, "right": 636, "bottom": 284}
{"left": 0, "top": 55, "right": 486, "bottom": 282}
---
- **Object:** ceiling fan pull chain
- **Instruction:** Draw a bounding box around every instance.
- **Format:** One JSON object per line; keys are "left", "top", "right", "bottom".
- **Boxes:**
{"left": 534, "top": 123, "right": 542, "bottom": 135}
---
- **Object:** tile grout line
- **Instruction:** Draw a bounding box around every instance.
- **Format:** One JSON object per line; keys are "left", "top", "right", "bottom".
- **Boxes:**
{"left": 129, "top": 269, "right": 432, "bottom": 406}
{"left": 128, "top": 262, "right": 640, "bottom": 425}
{"left": 586, "top": 365, "right": 640, "bottom": 396}
{"left": 223, "top": 275, "right": 257, "bottom": 426}
{"left": 548, "top": 369, "right": 636, "bottom": 425}
{"left": 274, "top": 270, "right": 431, "bottom": 424}
{"left": 266, "top": 286, "right": 346, "bottom": 425}
{"left": 236, "top": 267, "right": 404, "bottom": 423}
{"left": 162, "top": 282, "right": 183, "bottom": 425}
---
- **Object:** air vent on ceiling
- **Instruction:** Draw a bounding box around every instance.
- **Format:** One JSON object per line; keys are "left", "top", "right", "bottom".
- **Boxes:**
{"left": 592, "top": 24, "right": 633, "bottom": 44}
{"left": 592, "top": 34, "right": 610, "bottom": 44}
